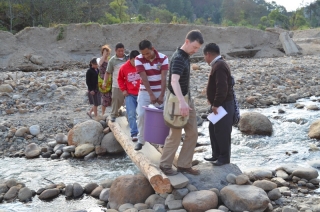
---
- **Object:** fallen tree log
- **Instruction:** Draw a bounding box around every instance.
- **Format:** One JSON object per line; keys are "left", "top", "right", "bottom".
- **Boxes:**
{"left": 108, "top": 118, "right": 172, "bottom": 194}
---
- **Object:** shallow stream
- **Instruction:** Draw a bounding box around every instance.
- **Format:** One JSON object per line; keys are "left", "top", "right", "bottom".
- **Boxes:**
{"left": 1, "top": 97, "right": 320, "bottom": 211}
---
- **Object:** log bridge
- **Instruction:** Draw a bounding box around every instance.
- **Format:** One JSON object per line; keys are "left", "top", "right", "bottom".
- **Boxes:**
{"left": 108, "top": 117, "right": 189, "bottom": 194}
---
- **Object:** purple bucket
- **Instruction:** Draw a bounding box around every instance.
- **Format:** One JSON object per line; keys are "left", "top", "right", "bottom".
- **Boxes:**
{"left": 143, "top": 106, "right": 170, "bottom": 145}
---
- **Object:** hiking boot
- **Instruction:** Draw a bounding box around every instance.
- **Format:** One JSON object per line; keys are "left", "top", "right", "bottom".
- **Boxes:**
{"left": 159, "top": 166, "right": 178, "bottom": 176}
{"left": 177, "top": 167, "right": 200, "bottom": 175}
{"left": 134, "top": 143, "right": 143, "bottom": 151}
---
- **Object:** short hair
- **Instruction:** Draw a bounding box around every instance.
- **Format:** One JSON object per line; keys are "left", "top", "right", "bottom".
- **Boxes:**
{"left": 89, "top": 57, "right": 97, "bottom": 68}
{"left": 129, "top": 50, "right": 140, "bottom": 59}
{"left": 101, "top": 44, "right": 111, "bottom": 56}
{"left": 203, "top": 43, "right": 220, "bottom": 55}
{"left": 115, "top": 42, "right": 124, "bottom": 50}
{"left": 186, "top": 30, "right": 204, "bottom": 44}
{"left": 138, "top": 40, "right": 152, "bottom": 50}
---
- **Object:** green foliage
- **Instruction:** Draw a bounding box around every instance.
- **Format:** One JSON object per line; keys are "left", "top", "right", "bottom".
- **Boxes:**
{"left": 0, "top": 0, "right": 318, "bottom": 33}
{"left": 56, "top": 27, "right": 65, "bottom": 41}
{"left": 149, "top": 7, "right": 173, "bottom": 23}
{"left": 109, "top": 0, "right": 129, "bottom": 23}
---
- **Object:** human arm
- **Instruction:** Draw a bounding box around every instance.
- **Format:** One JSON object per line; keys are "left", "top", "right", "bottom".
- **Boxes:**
{"left": 171, "top": 74, "right": 191, "bottom": 117}
{"left": 86, "top": 70, "right": 95, "bottom": 95}
{"left": 157, "top": 70, "right": 168, "bottom": 104}
{"left": 139, "top": 71, "right": 157, "bottom": 104}
{"left": 99, "top": 49, "right": 108, "bottom": 67}
{"left": 117, "top": 68, "right": 128, "bottom": 97}
{"left": 213, "top": 63, "right": 229, "bottom": 107}
{"left": 102, "top": 58, "right": 113, "bottom": 89}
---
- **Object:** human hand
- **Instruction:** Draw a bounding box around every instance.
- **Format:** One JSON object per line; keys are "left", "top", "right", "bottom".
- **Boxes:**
{"left": 149, "top": 93, "right": 157, "bottom": 104}
{"left": 90, "top": 91, "right": 95, "bottom": 95}
{"left": 122, "top": 90, "right": 128, "bottom": 97}
{"left": 157, "top": 95, "right": 164, "bottom": 105}
{"left": 212, "top": 106, "right": 218, "bottom": 115}
{"left": 179, "top": 100, "right": 192, "bottom": 117}
{"left": 102, "top": 82, "right": 106, "bottom": 89}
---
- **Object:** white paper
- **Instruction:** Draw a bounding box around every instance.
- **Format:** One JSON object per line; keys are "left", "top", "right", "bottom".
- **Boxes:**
{"left": 207, "top": 106, "right": 228, "bottom": 124}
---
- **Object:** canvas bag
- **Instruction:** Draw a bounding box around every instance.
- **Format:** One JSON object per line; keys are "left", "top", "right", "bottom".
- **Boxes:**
{"left": 98, "top": 74, "right": 112, "bottom": 93}
{"left": 163, "top": 90, "right": 189, "bottom": 129}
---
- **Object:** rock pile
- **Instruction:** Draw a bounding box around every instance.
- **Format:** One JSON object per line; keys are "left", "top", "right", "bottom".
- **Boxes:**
{"left": 1, "top": 164, "right": 319, "bottom": 211}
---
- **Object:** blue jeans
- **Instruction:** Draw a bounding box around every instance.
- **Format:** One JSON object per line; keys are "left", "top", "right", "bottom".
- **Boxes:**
{"left": 125, "top": 94, "right": 138, "bottom": 137}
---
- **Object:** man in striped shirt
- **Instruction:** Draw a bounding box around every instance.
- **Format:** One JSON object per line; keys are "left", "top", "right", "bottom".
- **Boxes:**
{"left": 134, "top": 40, "right": 169, "bottom": 151}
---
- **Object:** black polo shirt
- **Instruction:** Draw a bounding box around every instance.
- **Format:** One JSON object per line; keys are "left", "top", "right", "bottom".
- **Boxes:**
{"left": 168, "top": 48, "right": 190, "bottom": 96}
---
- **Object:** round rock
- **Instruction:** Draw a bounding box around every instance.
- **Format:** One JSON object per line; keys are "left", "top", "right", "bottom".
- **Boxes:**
{"left": 29, "top": 125, "right": 40, "bottom": 136}
{"left": 182, "top": 190, "right": 218, "bottom": 212}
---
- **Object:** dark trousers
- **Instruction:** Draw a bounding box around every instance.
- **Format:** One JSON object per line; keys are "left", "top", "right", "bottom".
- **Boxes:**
{"left": 208, "top": 100, "right": 234, "bottom": 163}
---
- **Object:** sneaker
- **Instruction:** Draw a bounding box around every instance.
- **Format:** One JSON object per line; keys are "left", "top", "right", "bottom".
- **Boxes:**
{"left": 159, "top": 166, "right": 179, "bottom": 176}
{"left": 134, "top": 143, "right": 143, "bottom": 151}
{"left": 132, "top": 135, "right": 138, "bottom": 142}
{"left": 111, "top": 117, "right": 116, "bottom": 122}
{"left": 177, "top": 167, "right": 200, "bottom": 175}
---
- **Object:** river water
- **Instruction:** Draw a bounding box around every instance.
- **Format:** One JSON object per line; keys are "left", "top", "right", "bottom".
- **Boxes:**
{"left": 0, "top": 97, "right": 319, "bottom": 211}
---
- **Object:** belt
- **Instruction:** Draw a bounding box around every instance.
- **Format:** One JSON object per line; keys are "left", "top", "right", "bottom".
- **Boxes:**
{"left": 140, "top": 89, "right": 162, "bottom": 92}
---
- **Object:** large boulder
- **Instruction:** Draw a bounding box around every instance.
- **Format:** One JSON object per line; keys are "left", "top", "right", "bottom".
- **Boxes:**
{"left": 220, "top": 185, "right": 269, "bottom": 212}
{"left": 309, "top": 119, "right": 320, "bottom": 139}
{"left": 238, "top": 112, "right": 272, "bottom": 136}
{"left": 24, "top": 143, "right": 41, "bottom": 158}
{"left": 292, "top": 168, "right": 319, "bottom": 180}
{"left": 182, "top": 190, "right": 218, "bottom": 212}
{"left": 108, "top": 175, "right": 154, "bottom": 209}
{"left": 98, "top": 132, "right": 124, "bottom": 155}
{"left": 183, "top": 162, "right": 242, "bottom": 190}
{"left": 74, "top": 144, "right": 95, "bottom": 157}
{"left": 67, "top": 120, "right": 103, "bottom": 146}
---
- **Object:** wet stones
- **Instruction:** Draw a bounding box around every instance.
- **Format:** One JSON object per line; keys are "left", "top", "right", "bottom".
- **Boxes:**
{"left": 308, "top": 119, "right": 320, "bottom": 139}
{"left": 18, "top": 187, "right": 33, "bottom": 202}
{"left": 24, "top": 143, "right": 41, "bottom": 158}
{"left": 238, "top": 112, "right": 273, "bottom": 136}
{"left": 38, "top": 188, "right": 60, "bottom": 200}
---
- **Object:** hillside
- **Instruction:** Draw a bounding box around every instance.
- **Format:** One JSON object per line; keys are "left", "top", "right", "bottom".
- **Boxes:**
{"left": 0, "top": 23, "right": 288, "bottom": 71}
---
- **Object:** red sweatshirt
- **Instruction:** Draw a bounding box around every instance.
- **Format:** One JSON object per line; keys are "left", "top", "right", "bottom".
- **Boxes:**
{"left": 118, "top": 60, "right": 141, "bottom": 96}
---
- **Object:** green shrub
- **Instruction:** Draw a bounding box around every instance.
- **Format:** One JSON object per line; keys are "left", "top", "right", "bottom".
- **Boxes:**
{"left": 56, "top": 27, "right": 64, "bottom": 41}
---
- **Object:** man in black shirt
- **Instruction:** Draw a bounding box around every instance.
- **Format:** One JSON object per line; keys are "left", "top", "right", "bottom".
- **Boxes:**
{"left": 159, "top": 30, "right": 204, "bottom": 176}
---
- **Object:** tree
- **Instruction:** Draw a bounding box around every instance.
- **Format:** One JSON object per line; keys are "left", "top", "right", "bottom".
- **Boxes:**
{"left": 109, "top": 0, "right": 129, "bottom": 23}
{"left": 290, "top": 9, "right": 309, "bottom": 29}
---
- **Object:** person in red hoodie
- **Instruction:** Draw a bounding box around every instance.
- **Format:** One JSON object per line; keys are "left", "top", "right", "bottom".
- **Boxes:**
{"left": 118, "top": 50, "right": 140, "bottom": 141}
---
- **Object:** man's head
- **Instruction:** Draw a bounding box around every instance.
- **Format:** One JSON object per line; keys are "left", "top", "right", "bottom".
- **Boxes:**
{"left": 183, "top": 30, "right": 204, "bottom": 55}
{"left": 138, "top": 40, "right": 155, "bottom": 61}
{"left": 115, "top": 42, "right": 125, "bottom": 58}
{"left": 129, "top": 50, "right": 140, "bottom": 66}
{"left": 203, "top": 43, "right": 220, "bottom": 64}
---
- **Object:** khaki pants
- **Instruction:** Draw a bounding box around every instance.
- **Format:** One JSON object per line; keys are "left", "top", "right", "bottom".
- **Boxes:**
{"left": 160, "top": 100, "right": 198, "bottom": 169}
{"left": 111, "top": 87, "right": 124, "bottom": 118}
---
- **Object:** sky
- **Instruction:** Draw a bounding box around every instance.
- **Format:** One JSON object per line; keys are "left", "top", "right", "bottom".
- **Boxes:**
{"left": 265, "top": 0, "right": 316, "bottom": 11}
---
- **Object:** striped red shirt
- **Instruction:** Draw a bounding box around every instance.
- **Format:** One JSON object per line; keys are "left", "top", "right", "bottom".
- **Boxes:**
{"left": 135, "top": 49, "right": 169, "bottom": 91}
